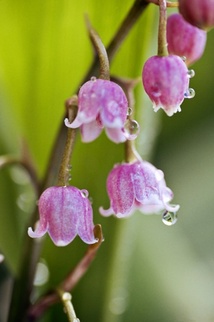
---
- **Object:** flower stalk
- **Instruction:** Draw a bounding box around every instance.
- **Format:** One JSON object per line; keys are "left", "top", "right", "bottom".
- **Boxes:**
{"left": 158, "top": 0, "right": 168, "bottom": 56}
{"left": 57, "top": 96, "right": 78, "bottom": 187}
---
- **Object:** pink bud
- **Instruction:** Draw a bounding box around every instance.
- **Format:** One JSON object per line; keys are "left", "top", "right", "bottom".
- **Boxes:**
{"left": 142, "top": 55, "right": 190, "bottom": 116}
{"left": 167, "top": 13, "right": 207, "bottom": 66}
{"left": 65, "top": 78, "right": 136, "bottom": 143}
{"left": 99, "top": 161, "right": 179, "bottom": 218}
{"left": 28, "top": 186, "right": 97, "bottom": 246}
{"left": 179, "top": 0, "right": 214, "bottom": 30}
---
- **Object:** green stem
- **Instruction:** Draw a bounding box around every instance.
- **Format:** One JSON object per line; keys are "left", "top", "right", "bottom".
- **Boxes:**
{"left": 157, "top": 0, "right": 168, "bottom": 56}
{"left": 57, "top": 96, "right": 78, "bottom": 187}
{"left": 85, "top": 16, "right": 110, "bottom": 80}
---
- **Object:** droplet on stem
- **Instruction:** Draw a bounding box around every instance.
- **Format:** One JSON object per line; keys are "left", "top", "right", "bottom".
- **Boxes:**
{"left": 162, "top": 211, "right": 178, "bottom": 226}
{"left": 127, "top": 107, "right": 133, "bottom": 116}
{"left": 124, "top": 119, "right": 140, "bottom": 140}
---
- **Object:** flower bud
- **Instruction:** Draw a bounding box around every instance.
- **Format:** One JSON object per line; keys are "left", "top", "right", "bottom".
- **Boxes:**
{"left": 142, "top": 55, "right": 190, "bottom": 116}
{"left": 179, "top": 0, "right": 214, "bottom": 30}
{"left": 167, "top": 13, "right": 207, "bottom": 66}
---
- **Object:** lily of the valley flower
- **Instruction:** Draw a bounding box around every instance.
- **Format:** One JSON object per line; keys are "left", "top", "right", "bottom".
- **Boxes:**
{"left": 65, "top": 78, "right": 133, "bottom": 143}
{"left": 167, "top": 13, "right": 207, "bottom": 66}
{"left": 28, "top": 186, "right": 97, "bottom": 246}
{"left": 142, "top": 55, "right": 190, "bottom": 116}
{"left": 99, "top": 160, "right": 179, "bottom": 218}
{"left": 179, "top": 0, "right": 214, "bottom": 31}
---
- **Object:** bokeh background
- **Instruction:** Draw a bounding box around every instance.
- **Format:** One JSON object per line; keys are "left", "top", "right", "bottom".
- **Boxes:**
{"left": 0, "top": 1, "right": 214, "bottom": 321}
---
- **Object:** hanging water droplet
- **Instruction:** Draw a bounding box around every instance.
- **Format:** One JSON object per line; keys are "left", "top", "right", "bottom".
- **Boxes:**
{"left": 81, "top": 189, "right": 89, "bottom": 198}
{"left": 187, "top": 69, "right": 195, "bottom": 78}
{"left": 127, "top": 107, "right": 133, "bottom": 116}
{"left": 124, "top": 119, "right": 140, "bottom": 140}
{"left": 162, "top": 211, "right": 178, "bottom": 226}
{"left": 90, "top": 76, "right": 97, "bottom": 82}
{"left": 184, "top": 88, "right": 195, "bottom": 99}
{"left": 68, "top": 174, "right": 72, "bottom": 181}
{"left": 181, "top": 56, "right": 186, "bottom": 62}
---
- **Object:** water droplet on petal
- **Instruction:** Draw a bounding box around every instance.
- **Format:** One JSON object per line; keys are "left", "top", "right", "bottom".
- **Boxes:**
{"left": 162, "top": 211, "right": 178, "bottom": 226}
{"left": 187, "top": 69, "right": 195, "bottom": 78}
{"left": 90, "top": 76, "right": 97, "bottom": 82}
{"left": 81, "top": 189, "right": 89, "bottom": 198}
{"left": 124, "top": 119, "right": 140, "bottom": 140}
{"left": 127, "top": 107, "right": 133, "bottom": 116}
{"left": 184, "top": 88, "right": 195, "bottom": 99}
{"left": 181, "top": 56, "right": 186, "bottom": 62}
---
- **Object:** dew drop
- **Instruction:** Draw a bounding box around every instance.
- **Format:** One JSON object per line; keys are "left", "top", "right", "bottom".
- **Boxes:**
{"left": 181, "top": 56, "right": 186, "bottom": 62}
{"left": 90, "top": 76, "right": 97, "bottom": 82}
{"left": 162, "top": 211, "right": 178, "bottom": 226}
{"left": 81, "top": 189, "right": 89, "bottom": 198}
{"left": 184, "top": 88, "right": 195, "bottom": 99}
{"left": 127, "top": 107, "right": 133, "bottom": 116}
{"left": 187, "top": 69, "right": 195, "bottom": 78}
{"left": 124, "top": 119, "right": 140, "bottom": 140}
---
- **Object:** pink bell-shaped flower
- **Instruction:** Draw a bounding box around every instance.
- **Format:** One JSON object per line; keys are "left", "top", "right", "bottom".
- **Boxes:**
{"left": 179, "top": 0, "right": 214, "bottom": 31}
{"left": 65, "top": 78, "right": 132, "bottom": 143}
{"left": 28, "top": 186, "right": 97, "bottom": 246}
{"left": 142, "top": 55, "right": 190, "bottom": 116}
{"left": 167, "top": 13, "right": 207, "bottom": 66}
{"left": 99, "top": 160, "right": 179, "bottom": 218}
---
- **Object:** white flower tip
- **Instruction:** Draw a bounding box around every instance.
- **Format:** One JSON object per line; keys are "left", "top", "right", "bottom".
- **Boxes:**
{"left": 99, "top": 206, "right": 113, "bottom": 217}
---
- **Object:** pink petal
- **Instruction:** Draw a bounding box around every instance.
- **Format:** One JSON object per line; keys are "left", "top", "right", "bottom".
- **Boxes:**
{"left": 81, "top": 119, "right": 103, "bottom": 142}
{"left": 77, "top": 190, "right": 97, "bottom": 244}
{"left": 104, "top": 163, "right": 135, "bottom": 217}
{"left": 99, "top": 81, "right": 128, "bottom": 128}
{"left": 105, "top": 128, "right": 126, "bottom": 143}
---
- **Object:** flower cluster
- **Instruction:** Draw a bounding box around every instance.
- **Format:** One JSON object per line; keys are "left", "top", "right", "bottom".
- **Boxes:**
{"left": 30, "top": 1, "right": 213, "bottom": 247}
{"left": 142, "top": 0, "right": 211, "bottom": 116}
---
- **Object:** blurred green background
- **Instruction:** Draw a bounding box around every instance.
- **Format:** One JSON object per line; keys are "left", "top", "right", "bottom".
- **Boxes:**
{"left": 0, "top": 1, "right": 214, "bottom": 321}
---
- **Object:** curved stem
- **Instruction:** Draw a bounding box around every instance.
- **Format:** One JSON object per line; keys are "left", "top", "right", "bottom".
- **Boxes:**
{"left": 85, "top": 16, "right": 110, "bottom": 80}
{"left": 27, "top": 225, "right": 103, "bottom": 321}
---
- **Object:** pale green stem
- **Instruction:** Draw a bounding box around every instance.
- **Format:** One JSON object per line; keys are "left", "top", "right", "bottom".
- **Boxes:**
{"left": 57, "top": 291, "right": 79, "bottom": 322}
{"left": 158, "top": 0, "right": 168, "bottom": 56}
